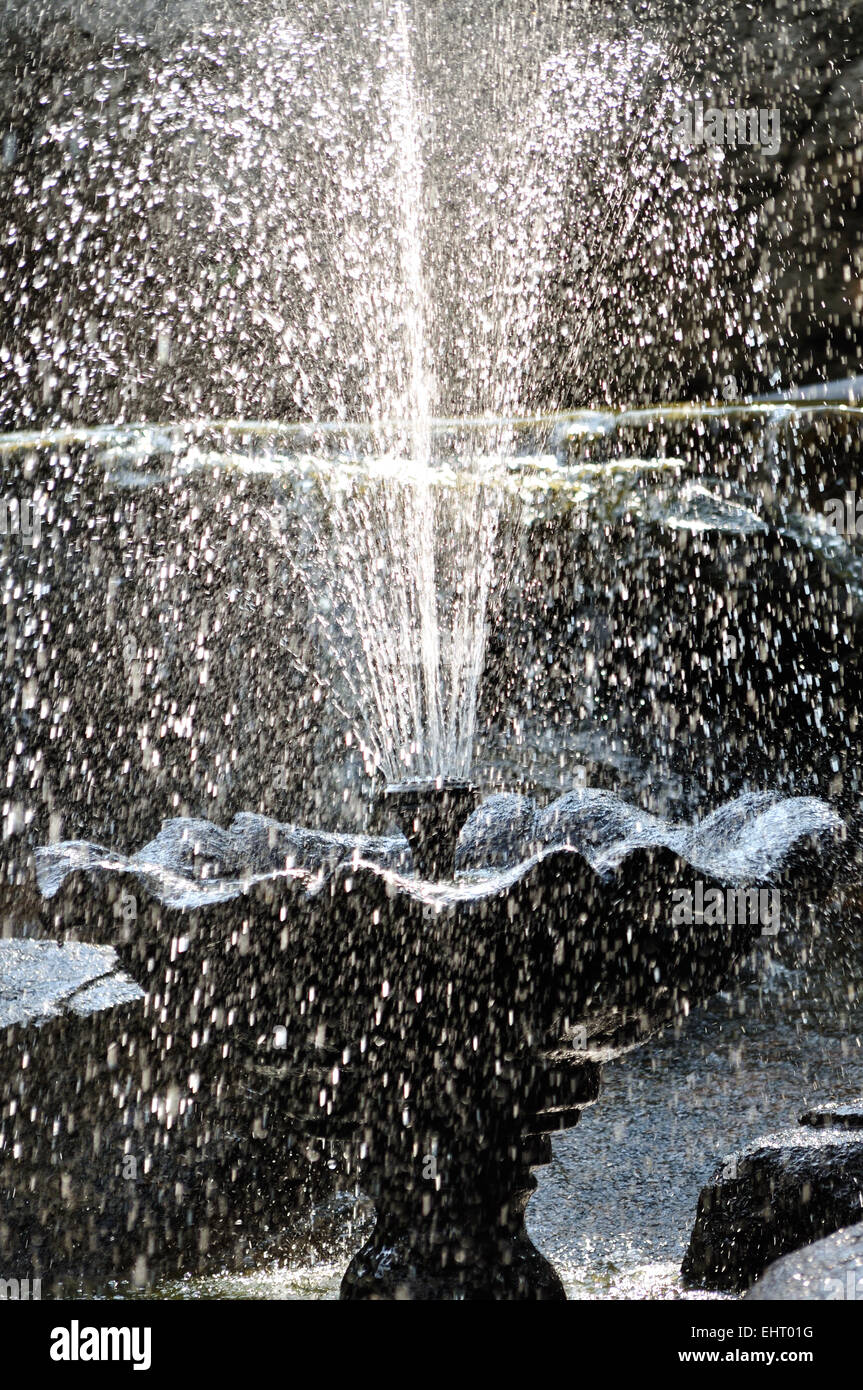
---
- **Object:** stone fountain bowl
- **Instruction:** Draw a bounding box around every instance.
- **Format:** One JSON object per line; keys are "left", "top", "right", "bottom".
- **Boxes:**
{"left": 36, "top": 788, "right": 850, "bottom": 1116}
{"left": 34, "top": 786, "right": 852, "bottom": 1299}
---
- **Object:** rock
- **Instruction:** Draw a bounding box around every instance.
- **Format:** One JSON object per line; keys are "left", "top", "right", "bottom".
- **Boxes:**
{"left": 746, "top": 1222, "right": 863, "bottom": 1300}
{"left": 800, "top": 1099, "right": 863, "bottom": 1130}
{"left": 682, "top": 1126, "right": 863, "bottom": 1291}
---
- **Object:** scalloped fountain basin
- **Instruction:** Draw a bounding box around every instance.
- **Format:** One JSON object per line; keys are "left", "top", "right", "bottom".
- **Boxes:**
{"left": 35, "top": 786, "right": 848, "bottom": 1299}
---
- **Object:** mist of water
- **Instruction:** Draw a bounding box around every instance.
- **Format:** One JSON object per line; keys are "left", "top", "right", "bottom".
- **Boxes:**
{"left": 257, "top": 9, "right": 697, "bottom": 780}
{"left": 0, "top": 1, "right": 727, "bottom": 781}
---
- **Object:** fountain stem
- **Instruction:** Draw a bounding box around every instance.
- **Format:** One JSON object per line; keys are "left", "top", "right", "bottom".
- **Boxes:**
{"left": 383, "top": 779, "right": 479, "bottom": 879}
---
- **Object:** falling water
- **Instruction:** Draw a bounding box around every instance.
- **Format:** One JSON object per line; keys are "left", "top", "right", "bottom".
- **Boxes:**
{"left": 256, "top": 9, "right": 700, "bottom": 781}
{"left": 0, "top": 1, "right": 728, "bottom": 784}
{"left": 4, "top": 0, "right": 863, "bottom": 1315}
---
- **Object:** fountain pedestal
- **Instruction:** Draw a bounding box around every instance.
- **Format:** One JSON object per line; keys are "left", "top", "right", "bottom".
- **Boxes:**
{"left": 340, "top": 1059, "right": 602, "bottom": 1300}
{"left": 342, "top": 1136, "right": 563, "bottom": 1300}
{"left": 383, "top": 779, "right": 479, "bottom": 880}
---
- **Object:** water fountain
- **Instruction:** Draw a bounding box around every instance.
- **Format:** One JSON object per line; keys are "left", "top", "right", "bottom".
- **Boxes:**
{"left": 36, "top": 777, "right": 849, "bottom": 1298}
{"left": 5, "top": 0, "right": 863, "bottom": 1305}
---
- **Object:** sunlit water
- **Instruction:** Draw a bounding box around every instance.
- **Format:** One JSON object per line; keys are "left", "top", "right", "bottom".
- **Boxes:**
{"left": 0, "top": 2, "right": 728, "bottom": 782}
{"left": 3, "top": 0, "right": 863, "bottom": 1307}
{"left": 5, "top": 400, "right": 863, "bottom": 798}
{"left": 6, "top": 401, "right": 863, "bottom": 1297}
{"left": 83, "top": 959, "right": 863, "bottom": 1301}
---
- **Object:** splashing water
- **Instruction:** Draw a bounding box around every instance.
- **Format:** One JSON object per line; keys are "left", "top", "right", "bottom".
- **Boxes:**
{"left": 0, "top": 3, "right": 724, "bottom": 782}
{"left": 257, "top": 11, "right": 696, "bottom": 781}
{"left": 275, "top": 454, "right": 511, "bottom": 781}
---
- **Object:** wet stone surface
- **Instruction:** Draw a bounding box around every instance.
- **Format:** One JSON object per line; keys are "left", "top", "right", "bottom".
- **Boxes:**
{"left": 0, "top": 938, "right": 142, "bottom": 1028}
{"left": 681, "top": 1122, "right": 863, "bottom": 1292}
{"left": 745, "top": 1222, "right": 863, "bottom": 1301}
{"left": 799, "top": 1098, "right": 863, "bottom": 1130}
{"left": 527, "top": 973, "right": 863, "bottom": 1299}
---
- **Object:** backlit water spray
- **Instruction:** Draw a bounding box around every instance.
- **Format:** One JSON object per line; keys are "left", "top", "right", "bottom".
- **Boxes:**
{"left": 0, "top": 1, "right": 724, "bottom": 786}
{"left": 262, "top": 11, "right": 690, "bottom": 781}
